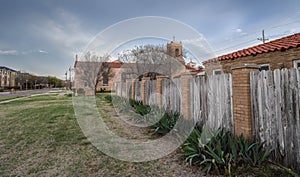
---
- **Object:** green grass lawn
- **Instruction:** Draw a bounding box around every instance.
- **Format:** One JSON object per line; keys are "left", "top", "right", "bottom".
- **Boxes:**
{"left": 0, "top": 94, "right": 296, "bottom": 177}
{"left": 0, "top": 94, "right": 198, "bottom": 176}
{"left": 0, "top": 95, "right": 23, "bottom": 102}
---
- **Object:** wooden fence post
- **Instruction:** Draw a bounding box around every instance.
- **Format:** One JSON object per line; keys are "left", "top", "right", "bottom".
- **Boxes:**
{"left": 119, "top": 80, "right": 123, "bottom": 97}
{"left": 231, "top": 64, "right": 259, "bottom": 138}
{"left": 156, "top": 76, "right": 167, "bottom": 109}
{"left": 125, "top": 79, "right": 131, "bottom": 100}
{"left": 181, "top": 72, "right": 193, "bottom": 120}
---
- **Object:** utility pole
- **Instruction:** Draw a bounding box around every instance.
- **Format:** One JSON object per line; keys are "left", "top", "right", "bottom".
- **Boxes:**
{"left": 257, "top": 30, "right": 269, "bottom": 43}
{"left": 69, "top": 67, "right": 72, "bottom": 90}
{"left": 65, "top": 71, "right": 67, "bottom": 89}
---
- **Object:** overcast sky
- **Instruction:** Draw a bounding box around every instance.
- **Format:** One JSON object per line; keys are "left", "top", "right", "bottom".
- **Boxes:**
{"left": 0, "top": 0, "right": 300, "bottom": 78}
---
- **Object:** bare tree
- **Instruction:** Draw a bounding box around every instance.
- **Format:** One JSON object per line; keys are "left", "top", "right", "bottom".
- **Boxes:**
{"left": 118, "top": 44, "right": 184, "bottom": 80}
{"left": 75, "top": 51, "right": 110, "bottom": 95}
{"left": 95, "top": 61, "right": 113, "bottom": 90}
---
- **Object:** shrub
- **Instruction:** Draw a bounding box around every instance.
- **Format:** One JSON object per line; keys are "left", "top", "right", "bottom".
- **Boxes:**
{"left": 104, "top": 95, "right": 113, "bottom": 102}
{"left": 182, "top": 127, "right": 270, "bottom": 176}
{"left": 150, "top": 112, "right": 179, "bottom": 135}
{"left": 129, "top": 100, "right": 151, "bottom": 116}
{"left": 76, "top": 88, "right": 85, "bottom": 95}
{"left": 65, "top": 93, "right": 72, "bottom": 97}
{"left": 237, "top": 136, "right": 270, "bottom": 166}
{"left": 103, "top": 95, "right": 180, "bottom": 135}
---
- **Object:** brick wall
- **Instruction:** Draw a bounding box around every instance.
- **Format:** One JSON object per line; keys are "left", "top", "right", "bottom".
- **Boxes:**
{"left": 204, "top": 61, "right": 223, "bottom": 75}
{"left": 180, "top": 72, "right": 192, "bottom": 120}
{"left": 232, "top": 64, "right": 259, "bottom": 138}
{"left": 205, "top": 47, "right": 300, "bottom": 74}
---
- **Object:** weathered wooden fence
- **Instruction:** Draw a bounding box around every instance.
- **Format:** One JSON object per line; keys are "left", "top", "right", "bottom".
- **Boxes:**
{"left": 113, "top": 68, "right": 300, "bottom": 172}
{"left": 190, "top": 74, "right": 234, "bottom": 131}
{"left": 134, "top": 80, "right": 142, "bottom": 101}
{"left": 116, "top": 82, "right": 121, "bottom": 96}
{"left": 121, "top": 81, "right": 126, "bottom": 97}
{"left": 162, "top": 78, "right": 181, "bottom": 114}
{"left": 145, "top": 80, "right": 157, "bottom": 105}
{"left": 250, "top": 68, "right": 300, "bottom": 171}
{"left": 115, "top": 75, "right": 233, "bottom": 131}
{"left": 127, "top": 81, "right": 132, "bottom": 99}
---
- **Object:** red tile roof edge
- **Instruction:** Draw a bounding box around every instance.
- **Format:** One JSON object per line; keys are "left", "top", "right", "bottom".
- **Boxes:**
{"left": 203, "top": 32, "right": 300, "bottom": 64}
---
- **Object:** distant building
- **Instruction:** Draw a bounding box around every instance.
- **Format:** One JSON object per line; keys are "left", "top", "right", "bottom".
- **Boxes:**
{"left": 74, "top": 39, "right": 204, "bottom": 95}
{"left": 0, "top": 66, "right": 17, "bottom": 88}
{"left": 203, "top": 33, "right": 300, "bottom": 75}
{"left": 186, "top": 61, "right": 197, "bottom": 69}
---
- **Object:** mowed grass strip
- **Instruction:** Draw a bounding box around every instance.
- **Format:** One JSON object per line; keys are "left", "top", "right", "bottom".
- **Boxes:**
{"left": 0, "top": 96, "right": 23, "bottom": 102}
{"left": 0, "top": 94, "right": 187, "bottom": 177}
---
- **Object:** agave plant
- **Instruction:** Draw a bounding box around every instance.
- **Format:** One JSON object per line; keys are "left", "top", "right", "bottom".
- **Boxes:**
{"left": 237, "top": 136, "right": 270, "bottom": 166}
{"left": 150, "top": 113, "right": 179, "bottom": 135}
{"left": 182, "top": 127, "right": 270, "bottom": 176}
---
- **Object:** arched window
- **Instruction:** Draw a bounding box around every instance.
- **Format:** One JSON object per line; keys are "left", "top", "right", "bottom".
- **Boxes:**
{"left": 102, "top": 73, "right": 109, "bottom": 86}
{"left": 175, "top": 48, "right": 179, "bottom": 57}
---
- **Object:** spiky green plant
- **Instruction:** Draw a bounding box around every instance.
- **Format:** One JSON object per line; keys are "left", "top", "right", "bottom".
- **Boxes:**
{"left": 182, "top": 127, "right": 270, "bottom": 176}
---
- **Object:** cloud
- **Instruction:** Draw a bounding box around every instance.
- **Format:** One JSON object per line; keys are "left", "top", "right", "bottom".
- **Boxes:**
{"left": 19, "top": 50, "right": 48, "bottom": 55}
{"left": 38, "top": 49, "right": 48, "bottom": 54}
{"left": 182, "top": 36, "right": 205, "bottom": 43}
{"left": 33, "top": 8, "right": 92, "bottom": 55}
{"left": 236, "top": 28, "right": 242, "bottom": 33}
{"left": 0, "top": 49, "right": 18, "bottom": 55}
{"left": 182, "top": 36, "right": 215, "bottom": 60}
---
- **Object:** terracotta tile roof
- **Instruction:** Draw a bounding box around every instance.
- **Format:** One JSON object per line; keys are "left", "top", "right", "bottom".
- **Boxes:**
{"left": 75, "top": 60, "right": 124, "bottom": 68}
{"left": 185, "top": 65, "right": 204, "bottom": 73}
{"left": 203, "top": 32, "right": 300, "bottom": 64}
{"left": 0, "top": 66, "right": 16, "bottom": 72}
{"left": 107, "top": 61, "right": 123, "bottom": 68}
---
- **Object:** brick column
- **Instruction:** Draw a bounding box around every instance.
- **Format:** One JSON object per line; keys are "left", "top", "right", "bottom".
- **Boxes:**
{"left": 156, "top": 76, "right": 167, "bottom": 109}
{"left": 131, "top": 79, "right": 136, "bottom": 100}
{"left": 180, "top": 72, "right": 193, "bottom": 120}
{"left": 141, "top": 77, "right": 150, "bottom": 105}
{"left": 231, "top": 64, "right": 259, "bottom": 138}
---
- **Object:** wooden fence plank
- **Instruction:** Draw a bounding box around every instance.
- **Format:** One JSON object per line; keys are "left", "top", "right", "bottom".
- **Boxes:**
{"left": 250, "top": 68, "right": 300, "bottom": 172}
{"left": 135, "top": 81, "right": 142, "bottom": 101}
{"left": 191, "top": 74, "right": 233, "bottom": 132}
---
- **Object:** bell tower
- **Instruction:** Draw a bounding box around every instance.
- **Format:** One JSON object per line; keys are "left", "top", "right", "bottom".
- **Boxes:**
{"left": 167, "top": 36, "right": 185, "bottom": 65}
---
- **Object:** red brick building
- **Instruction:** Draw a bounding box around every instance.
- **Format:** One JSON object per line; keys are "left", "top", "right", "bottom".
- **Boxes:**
{"left": 74, "top": 40, "right": 203, "bottom": 94}
{"left": 203, "top": 33, "right": 300, "bottom": 75}
{"left": 0, "top": 66, "right": 17, "bottom": 88}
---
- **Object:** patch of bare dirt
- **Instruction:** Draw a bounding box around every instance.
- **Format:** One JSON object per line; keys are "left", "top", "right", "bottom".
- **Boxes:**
{"left": 96, "top": 96, "right": 215, "bottom": 177}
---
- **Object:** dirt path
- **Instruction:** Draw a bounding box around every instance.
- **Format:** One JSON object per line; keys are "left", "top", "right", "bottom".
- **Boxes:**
{"left": 95, "top": 94, "right": 214, "bottom": 177}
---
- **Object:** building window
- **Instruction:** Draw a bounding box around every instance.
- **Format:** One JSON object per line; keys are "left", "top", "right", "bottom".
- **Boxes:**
{"left": 293, "top": 60, "right": 300, "bottom": 69}
{"left": 84, "top": 81, "right": 88, "bottom": 88}
{"left": 175, "top": 48, "right": 179, "bottom": 57}
{"left": 213, "top": 69, "right": 222, "bottom": 75}
{"left": 259, "top": 64, "right": 270, "bottom": 71}
{"left": 103, "top": 73, "right": 109, "bottom": 86}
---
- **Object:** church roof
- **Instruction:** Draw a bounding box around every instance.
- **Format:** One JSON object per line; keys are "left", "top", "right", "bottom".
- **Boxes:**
{"left": 0, "top": 66, "right": 17, "bottom": 72}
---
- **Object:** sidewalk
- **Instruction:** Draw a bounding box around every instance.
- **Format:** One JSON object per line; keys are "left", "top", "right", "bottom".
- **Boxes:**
{"left": 0, "top": 89, "right": 70, "bottom": 104}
